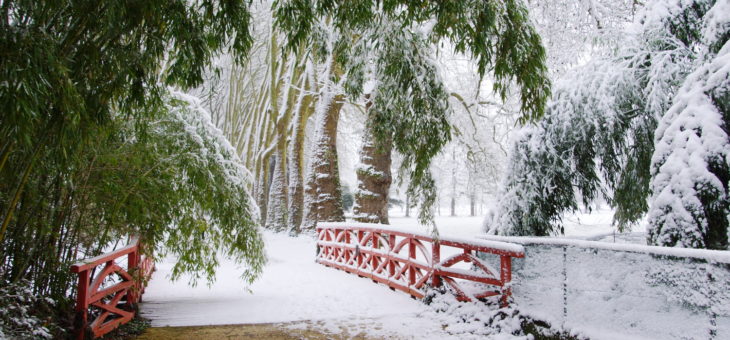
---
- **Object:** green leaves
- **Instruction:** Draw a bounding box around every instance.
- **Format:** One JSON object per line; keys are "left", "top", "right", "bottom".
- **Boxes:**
{"left": 0, "top": 0, "right": 263, "bottom": 303}
{"left": 273, "top": 0, "right": 550, "bottom": 228}
{"left": 274, "top": 0, "right": 551, "bottom": 122}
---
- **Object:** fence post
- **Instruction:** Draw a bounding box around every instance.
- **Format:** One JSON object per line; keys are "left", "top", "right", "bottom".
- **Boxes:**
{"left": 357, "top": 230, "right": 364, "bottom": 268}
{"left": 707, "top": 264, "right": 717, "bottom": 340}
{"left": 345, "top": 231, "right": 351, "bottom": 263}
{"left": 389, "top": 234, "right": 396, "bottom": 278}
{"left": 431, "top": 240, "right": 441, "bottom": 287}
{"left": 562, "top": 245, "right": 568, "bottom": 325}
{"left": 74, "top": 270, "right": 90, "bottom": 340}
{"left": 127, "top": 245, "right": 139, "bottom": 309}
{"left": 372, "top": 232, "right": 379, "bottom": 273}
{"left": 499, "top": 255, "right": 512, "bottom": 307}
{"left": 408, "top": 238, "right": 416, "bottom": 286}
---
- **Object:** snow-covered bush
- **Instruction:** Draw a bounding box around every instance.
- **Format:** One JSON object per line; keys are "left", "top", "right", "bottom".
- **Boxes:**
{"left": 424, "top": 289, "right": 582, "bottom": 339}
{"left": 0, "top": 280, "right": 57, "bottom": 339}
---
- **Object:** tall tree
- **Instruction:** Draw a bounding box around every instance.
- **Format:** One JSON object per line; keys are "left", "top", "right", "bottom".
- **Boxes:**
{"left": 353, "top": 98, "right": 393, "bottom": 224}
{"left": 303, "top": 92, "right": 348, "bottom": 229}
{"left": 275, "top": 0, "right": 551, "bottom": 231}
{"left": 287, "top": 74, "right": 317, "bottom": 234}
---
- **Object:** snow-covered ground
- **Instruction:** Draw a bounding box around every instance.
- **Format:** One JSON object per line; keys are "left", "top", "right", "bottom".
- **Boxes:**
{"left": 141, "top": 231, "right": 469, "bottom": 338}
{"left": 140, "top": 208, "right": 649, "bottom": 338}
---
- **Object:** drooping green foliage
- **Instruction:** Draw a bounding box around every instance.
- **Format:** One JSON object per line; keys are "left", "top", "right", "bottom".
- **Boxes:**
{"left": 274, "top": 0, "right": 550, "bottom": 229}
{"left": 368, "top": 23, "right": 452, "bottom": 229}
{"left": 0, "top": 0, "right": 252, "bottom": 162}
{"left": 0, "top": 90, "right": 265, "bottom": 303}
{"left": 0, "top": 1, "right": 265, "bottom": 327}
{"left": 274, "top": 0, "right": 550, "bottom": 122}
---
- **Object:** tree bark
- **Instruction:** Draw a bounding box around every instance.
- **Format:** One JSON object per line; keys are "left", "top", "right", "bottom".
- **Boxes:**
{"left": 287, "top": 80, "right": 315, "bottom": 234}
{"left": 302, "top": 94, "right": 346, "bottom": 230}
{"left": 353, "top": 100, "right": 392, "bottom": 224}
{"left": 265, "top": 150, "right": 288, "bottom": 231}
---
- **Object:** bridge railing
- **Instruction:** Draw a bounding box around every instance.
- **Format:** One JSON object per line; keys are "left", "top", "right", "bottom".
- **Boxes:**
{"left": 316, "top": 223, "right": 524, "bottom": 306}
{"left": 70, "top": 237, "right": 154, "bottom": 340}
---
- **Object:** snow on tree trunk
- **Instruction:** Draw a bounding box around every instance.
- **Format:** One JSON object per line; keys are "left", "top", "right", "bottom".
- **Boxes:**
{"left": 302, "top": 169, "right": 318, "bottom": 230}
{"left": 353, "top": 100, "right": 393, "bottom": 224}
{"left": 266, "top": 147, "right": 289, "bottom": 231}
{"left": 287, "top": 105, "right": 311, "bottom": 234}
{"left": 302, "top": 94, "right": 346, "bottom": 230}
{"left": 648, "top": 39, "right": 730, "bottom": 250}
{"left": 255, "top": 159, "right": 273, "bottom": 227}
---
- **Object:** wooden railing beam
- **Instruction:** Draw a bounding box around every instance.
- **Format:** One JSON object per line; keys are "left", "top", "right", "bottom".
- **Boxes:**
{"left": 315, "top": 225, "right": 523, "bottom": 306}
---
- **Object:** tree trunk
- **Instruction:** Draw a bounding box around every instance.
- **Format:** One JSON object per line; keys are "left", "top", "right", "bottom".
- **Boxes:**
{"left": 256, "top": 156, "right": 275, "bottom": 226}
{"left": 470, "top": 193, "right": 476, "bottom": 217}
{"left": 265, "top": 149, "right": 288, "bottom": 231}
{"left": 353, "top": 100, "right": 392, "bottom": 224}
{"left": 287, "top": 80, "right": 315, "bottom": 235}
{"left": 302, "top": 94, "right": 346, "bottom": 230}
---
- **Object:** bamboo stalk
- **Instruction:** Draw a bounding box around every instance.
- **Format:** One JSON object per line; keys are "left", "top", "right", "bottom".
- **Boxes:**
{"left": 0, "top": 142, "right": 43, "bottom": 244}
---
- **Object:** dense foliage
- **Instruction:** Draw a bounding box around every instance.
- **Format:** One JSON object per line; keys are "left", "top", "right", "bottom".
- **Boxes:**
{"left": 0, "top": 1, "right": 264, "bottom": 329}
{"left": 487, "top": 0, "right": 729, "bottom": 249}
{"left": 274, "top": 0, "right": 550, "bottom": 229}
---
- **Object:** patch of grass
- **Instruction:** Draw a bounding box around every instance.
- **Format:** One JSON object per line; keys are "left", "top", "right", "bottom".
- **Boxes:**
{"left": 98, "top": 317, "right": 151, "bottom": 340}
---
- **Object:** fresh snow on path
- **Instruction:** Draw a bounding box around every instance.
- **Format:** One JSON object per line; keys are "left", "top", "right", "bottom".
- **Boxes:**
{"left": 140, "top": 230, "right": 458, "bottom": 338}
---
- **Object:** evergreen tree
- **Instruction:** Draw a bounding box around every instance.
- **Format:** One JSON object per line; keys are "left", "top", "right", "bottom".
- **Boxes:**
{"left": 648, "top": 0, "right": 730, "bottom": 249}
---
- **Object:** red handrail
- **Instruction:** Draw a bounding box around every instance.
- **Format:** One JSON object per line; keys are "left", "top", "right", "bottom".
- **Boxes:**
{"left": 316, "top": 223, "right": 524, "bottom": 306}
{"left": 70, "top": 237, "right": 154, "bottom": 340}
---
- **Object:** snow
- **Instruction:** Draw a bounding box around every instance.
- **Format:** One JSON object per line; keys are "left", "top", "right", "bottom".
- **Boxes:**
{"left": 478, "top": 235, "right": 730, "bottom": 263}
{"left": 647, "top": 38, "right": 730, "bottom": 248}
{"left": 141, "top": 230, "right": 514, "bottom": 339}
{"left": 141, "top": 210, "right": 730, "bottom": 339}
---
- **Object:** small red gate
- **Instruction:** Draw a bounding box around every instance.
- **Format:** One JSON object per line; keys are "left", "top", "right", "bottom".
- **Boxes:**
{"left": 316, "top": 223, "right": 524, "bottom": 306}
{"left": 70, "top": 237, "right": 154, "bottom": 340}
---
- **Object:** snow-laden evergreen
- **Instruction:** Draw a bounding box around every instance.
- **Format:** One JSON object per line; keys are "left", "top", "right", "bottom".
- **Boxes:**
{"left": 647, "top": 1, "right": 730, "bottom": 248}
{"left": 488, "top": 0, "right": 728, "bottom": 248}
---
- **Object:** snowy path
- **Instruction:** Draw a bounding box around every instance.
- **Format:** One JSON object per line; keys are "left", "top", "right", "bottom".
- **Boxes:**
{"left": 140, "top": 230, "right": 456, "bottom": 338}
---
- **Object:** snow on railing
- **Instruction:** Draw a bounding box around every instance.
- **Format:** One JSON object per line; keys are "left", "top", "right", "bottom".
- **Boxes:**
{"left": 477, "top": 235, "right": 730, "bottom": 263}
{"left": 316, "top": 222, "right": 524, "bottom": 306}
{"left": 70, "top": 237, "right": 154, "bottom": 340}
{"left": 476, "top": 234, "right": 730, "bottom": 340}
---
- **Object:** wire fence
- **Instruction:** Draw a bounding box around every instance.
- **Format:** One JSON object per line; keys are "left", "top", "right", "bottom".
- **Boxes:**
{"left": 477, "top": 236, "right": 730, "bottom": 340}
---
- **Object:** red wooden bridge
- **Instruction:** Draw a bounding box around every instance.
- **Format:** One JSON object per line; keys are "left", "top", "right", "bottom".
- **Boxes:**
{"left": 71, "top": 224, "right": 524, "bottom": 338}
{"left": 316, "top": 223, "right": 525, "bottom": 306}
{"left": 70, "top": 237, "right": 154, "bottom": 340}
